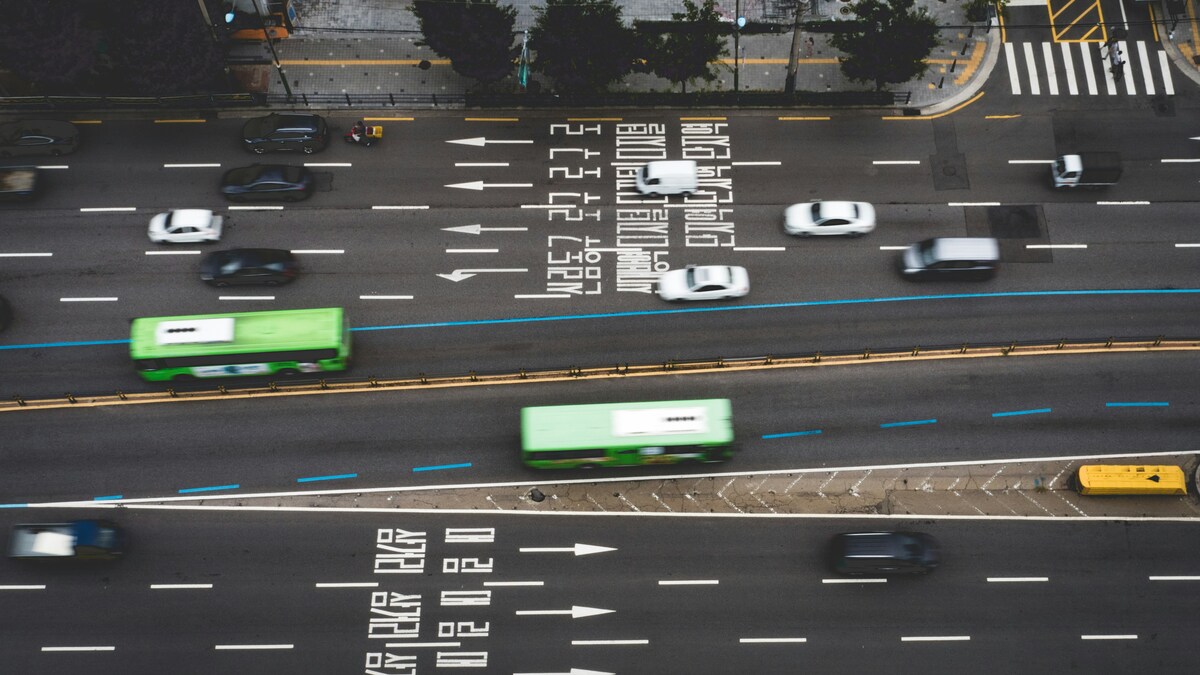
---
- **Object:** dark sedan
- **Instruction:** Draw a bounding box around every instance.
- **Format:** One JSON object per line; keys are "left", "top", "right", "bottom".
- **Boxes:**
{"left": 220, "top": 164, "right": 314, "bottom": 202}
{"left": 241, "top": 113, "right": 327, "bottom": 154}
{"left": 200, "top": 249, "right": 299, "bottom": 287}
{"left": 0, "top": 120, "right": 78, "bottom": 157}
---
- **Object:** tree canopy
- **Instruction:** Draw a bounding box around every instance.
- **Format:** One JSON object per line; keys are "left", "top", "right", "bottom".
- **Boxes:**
{"left": 412, "top": 0, "right": 519, "bottom": 85}
{"left": 530, "top": 0, "right": 638, "bottom": 93}
{"left": 830, "top": 0, "right": 940, "bottom": 90}
{"left": 649, "top": 0, "right": 729, "bottom": 93}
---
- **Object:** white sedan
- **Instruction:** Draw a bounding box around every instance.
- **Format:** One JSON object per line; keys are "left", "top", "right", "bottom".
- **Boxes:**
{"left": 657, "top": 265, "right": 750, "bottom": 302}
{"left": 148, "top": 209, "right": 224, "bottom": 244}
{"left": 784, "top": 200, "right": 876, "bottom": 237}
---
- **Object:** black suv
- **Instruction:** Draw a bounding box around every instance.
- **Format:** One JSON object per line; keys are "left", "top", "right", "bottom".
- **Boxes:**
{"left": 241, "top": 113, "right": 328, "bottom": 155}
{"left": 200, "top": 249, "right": 299, "bottom": 287}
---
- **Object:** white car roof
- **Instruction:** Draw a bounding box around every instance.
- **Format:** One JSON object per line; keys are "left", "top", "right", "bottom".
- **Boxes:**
{"left": 169, "top": 209, "right": 215, "bottom": 226}
{"left": 816, "top": 201, "right": 860, "bottom": 219}
{"left": 692, "top": 266, "right": 732, "bottom": 284}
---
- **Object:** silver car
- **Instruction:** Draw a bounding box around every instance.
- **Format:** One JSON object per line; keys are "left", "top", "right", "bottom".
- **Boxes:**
{"left": 784, "top": 200, "right": 876, "bottom": 237}
{"left": 657, "top": 265, "right": 750, "bottom": 302}
{"left": 148, "top": 209, "right": 224, "bottom": 244}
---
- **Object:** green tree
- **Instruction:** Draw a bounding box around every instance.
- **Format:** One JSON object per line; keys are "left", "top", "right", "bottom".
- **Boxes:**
{"left": 830, "top": 0, "right": 939, "bottom": 91}
{"left": 103, "top": 0, "right": 229, "bottom": 95}
{"left": 530, "top": 0, "right": 638, "bottom": 93}
{"left": 412, "top": 0, "right": 519, "bottom": 85}
{"left": 649, "top": 0, "right": 729, "bottom": 93}
{"left": 0, "top": 0, "right": 101, "bottom": 94}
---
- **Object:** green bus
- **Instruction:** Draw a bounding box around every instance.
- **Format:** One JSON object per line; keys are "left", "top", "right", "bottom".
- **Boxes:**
{"left": 130, "top": 307, "right": 350, "bottom": 382}
{"left": 520, "top": 399, "right": 734, "bottom": 469}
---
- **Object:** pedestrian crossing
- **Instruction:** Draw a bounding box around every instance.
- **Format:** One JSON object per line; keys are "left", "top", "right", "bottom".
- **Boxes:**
{"left": 1003, "top": 40, "right": 1176, "bottom": 96}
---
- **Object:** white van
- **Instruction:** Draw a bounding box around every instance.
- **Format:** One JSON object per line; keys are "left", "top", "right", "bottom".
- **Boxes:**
{"left": 900, "top": 237, "right": 1000, "bottom": 280}
{"left": 635, "top": 160, "right": 698, "bottom": 197}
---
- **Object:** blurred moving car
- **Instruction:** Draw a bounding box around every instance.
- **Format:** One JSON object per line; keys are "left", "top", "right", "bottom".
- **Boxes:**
{"left": 148, "top": 209, "right": 223, "bottom": 244}
{"left": 657, "top": 265, "right": 750, "bottom": 302}
{"left": 0, "top": 120, "right": 78, "bottom": 157}
{"left": 0, "top": 167, "right": 38, "bottom": 201}
{"left": 9, "top": 519, "right": 125, "bottom": 561}
{"left": 899, "top": 237, "right": 999, "bottom": 280}
{"left": 220, "top": 164, "right": 314, "bottom": 202}
{"left": 200, "top": 248, "right": 298, "bottom": 287}
{"left": 241, "top": 113, "right": 328, "bottom": 154}
{"left": 828, "top": 531, "right": 940, "bottom": 575}
{"left": 784, "top": 200, "right": 876, "bottom": 237}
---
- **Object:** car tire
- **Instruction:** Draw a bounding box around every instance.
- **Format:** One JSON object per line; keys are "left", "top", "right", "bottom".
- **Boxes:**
{"left": 848, "top": 231, "right": 864, "bottom": 238}
{"left": 797, "top": 231, "right": 812, "bottom": 238}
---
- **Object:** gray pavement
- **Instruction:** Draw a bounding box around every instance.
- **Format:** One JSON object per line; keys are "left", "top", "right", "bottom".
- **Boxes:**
{"left": 241, "top": 0, "right": 1000, "bottom": 111}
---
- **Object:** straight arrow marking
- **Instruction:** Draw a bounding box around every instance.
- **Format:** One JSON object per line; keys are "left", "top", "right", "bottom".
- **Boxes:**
{"left": 519, "top": 543, "right": 617, "bottom": 556}
{"left": 446, "top": 181, "right": 534, "bottom": 190}
{"left": 515, "top": 606, "right": 615, "bottom": 619}
{"left": 447, "top": 136, "right": 535, "bottom": 146}
{"left": 513, "top": 669, "right": 616, "bottom": 675}
{"left": 437, "top": 268, "right": 528, "bottom": 282}
{"left": 443, "top": 224, "right": 529, "bottom": 234}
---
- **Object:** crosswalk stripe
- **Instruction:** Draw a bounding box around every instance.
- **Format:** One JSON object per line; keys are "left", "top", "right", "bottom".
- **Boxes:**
{"left": 1159, "top": 50, "right": 1176, "bottom": 95}
{"left": 1137, "top": 41, "right": 1155, "bottom": 95}
{"left": 1079, "top": 43, "right": 1098, "bottom": 95}
{"left": 1060, "top": 43, "right": 1079, "bottom": 95}
{"left": 1120, "top": 41, "right": 1137, "bottom": 94}
{"left": 1006, "top": 42, "right": 1020, "bottom": 94}
{"left": 1101, "top": 44, "right": 1119, "bottom": 95}
{"left": 1023, "top": 42, "right": 1040, "bottom": 95}
{"left": 1043, "top": 42, "right": 1059, "bottom": 95}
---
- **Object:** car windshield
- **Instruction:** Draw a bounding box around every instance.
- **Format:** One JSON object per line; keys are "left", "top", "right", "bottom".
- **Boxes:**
{"left": 917, "top": 240, "right": 938, "bottom": 266}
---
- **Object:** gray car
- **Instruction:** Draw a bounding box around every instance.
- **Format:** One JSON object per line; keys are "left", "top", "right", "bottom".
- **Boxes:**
{"left": 0, "top": 120, "right": 78, "bottom": 157}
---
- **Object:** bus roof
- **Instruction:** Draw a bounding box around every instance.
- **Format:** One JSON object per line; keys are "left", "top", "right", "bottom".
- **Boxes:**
{"left": 521, "top": 399, "right": 733, "bottom": 451}
{"left": 130, "top": 308, "right": 344, "bottom": 359}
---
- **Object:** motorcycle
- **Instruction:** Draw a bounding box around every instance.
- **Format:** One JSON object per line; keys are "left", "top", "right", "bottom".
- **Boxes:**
{"left": 343, "top": 123, "right": 383, "bottom": 147}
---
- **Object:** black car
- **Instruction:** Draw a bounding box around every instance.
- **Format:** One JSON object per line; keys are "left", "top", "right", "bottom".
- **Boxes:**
{"left": 200, "top": 249, "right": 299, "bottom": 287}
{"left": 0, "top": 120, "right": 78, "bottom": 157}
{"left": 241, "top": 113, "right": 328, "bottom": 154}
{"left": 220, "top": 164, "right": 314, "bottom": 202}
{"left": 828, "top": 531, "right": 941, "bottom": 575}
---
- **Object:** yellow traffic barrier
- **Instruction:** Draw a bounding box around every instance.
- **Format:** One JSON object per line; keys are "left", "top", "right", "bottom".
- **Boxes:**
{"left": 1076, "top": 464, "right": 1188, "bottom": 496}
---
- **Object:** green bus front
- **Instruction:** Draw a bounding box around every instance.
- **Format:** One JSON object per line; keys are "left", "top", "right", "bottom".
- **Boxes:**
{"left": 130, "top": 308, "right": 350, "bottom": 382}
{"left": 520, "top": 399, "right": 734, "bottom": 469}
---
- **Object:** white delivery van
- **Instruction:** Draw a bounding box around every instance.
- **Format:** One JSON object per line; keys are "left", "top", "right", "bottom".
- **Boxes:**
{"left": 635, "top": 160, "right": 698, "bottom": 197}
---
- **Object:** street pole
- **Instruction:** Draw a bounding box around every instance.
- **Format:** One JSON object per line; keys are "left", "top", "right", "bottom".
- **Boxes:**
{"left": 256, "top": 8, "right": 294, "bottom": 101}
{"left": 733, "top": 0, "right": 740, "bottom": 92}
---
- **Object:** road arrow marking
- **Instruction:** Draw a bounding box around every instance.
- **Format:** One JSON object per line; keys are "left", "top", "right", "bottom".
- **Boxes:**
{"left": 513, "top": 669, "right": 615, "bottom": 675}
{"left": 443, "top": 224, "right": 529, "bottom": 235}
{"left": 447, "top": 136, "right": 535, "bottom": 147}
{"left": 446, "top": 181, "right": 534, "bottom": 191}
{"left": 519, "top": 543, "right": 617, "bottom": 556}
{"left": 515, "top": 606, "right": 615, "bottom": 619}
{"left": 437, "top": 268, "right": 527, "bottom": 282}
{"left": 511, "top": 662, "right": 614, "bottom": 667}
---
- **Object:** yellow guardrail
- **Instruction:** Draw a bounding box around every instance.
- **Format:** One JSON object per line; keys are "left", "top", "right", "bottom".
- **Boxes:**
{"left": 2, "top": 337, "right": 1197, "bottom": 413}
{"left": 1076, "top": 464, "right": 1189, "bottom": 496}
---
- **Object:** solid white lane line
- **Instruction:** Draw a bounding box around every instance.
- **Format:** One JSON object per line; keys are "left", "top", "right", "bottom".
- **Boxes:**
{"left": 1173, "top": 244, "right": 1200, "bottom": 248}
{"left": 658, "top": 579, "right": 719, "bottom": 585}
{"left": 484, "top": 581, "right": 545, "bottom": 587}
{"left": 383, "top": 641, "right": 462, "bottom": 648}
{"left": 0, "top": 584, "right": 46, "bottom": 590}
{"left": 80, "top": 207, "right": 135, "bottom": 212}
{"left": 164, "top": 163, "right": 221, "bottom": 168}
{"left": 60, "top": 297, "right": 118, "bottom": 302}
{"left": 902, "top": 635, "right": 970, "bottom": 642}
{"left": 42, "top": 646, "right": 116, "bottom": 652}
{"left": 456, "top": 162, "right": 509, "bottom": 167}
{"left": 315, "top": 582, "right": 379, "bottom": 588}
{"left": 1097, "top": 201, "right": 1151, "bottom": 205}
{"left": 872, "top": 160, "right": 921, "bottom": 165}
{"left": 150, "top": 583, "right": 213, "bottom": 589}
{"left": 740, "top": 637, "right": 807, "bottom": 643}
{"left": 948, "top": 202, "right": 1001, "bottom": 206}
{"left": 145, "top": 250, "right": 202, "bottom": 256}
{"left": 571, "top": 639, "right": 649, "bottom": 646}
{"left": 304, "top": 163, "right": 351, "bottom": 167}
{"left": 987, "top": 577, "right": 1049, "bottom": 582}
{"left": 1149, "top": 575, "right": 1200, "bottom": 580}
{"left": 1080, "top": 43, "right": 1098, "bottom": 94}
{"left": 0, "top": 252, "right": 53, "bottom": 257}
{"left": 228, "top": 205, "right": 284, "bottom": 211}
{"left": 372, "top": 205, "right": 430, "bottom": 210}
{"left": 290, "top": 249, "right": 345, "bottom": 254}
{"left": 219, "top": 296, "right": 275, "bottom": 301}
{"left": 359, "top": 295, "right": 414, "bottom": 300}
{"left": 734, "top": 246, "right": 786, "bottom": 251}
{"left": 1026, "top": 244, "right": 1086, "bottom": 249}
{"left": 822, "top": 578, "right": 887, "bottom": 584}
{"left": 515, "top": 294, "right": 572, "bottom": 299}
{"left": 1008, "top": 159, "right": 1055, "bottom": 164}
{"left": 1161, "top": 159, "right": 1200, "bottom": 163}
{"left": 1081, "top": 634, "right": 1137, "bottom": 640}
{"left": 732, "top": 161, "right": 783, "bottom": 166}
{"left": 214, "top": 644, "right": 294, "bottom": 650}
{"left": 878, "top": 246, "right": 909, "bottom": 250}
{"left": 446, "top": 249, "right": 499, "bottom": 253}
{"left": 35, "top": 165, "right": 69, "bottom": 170}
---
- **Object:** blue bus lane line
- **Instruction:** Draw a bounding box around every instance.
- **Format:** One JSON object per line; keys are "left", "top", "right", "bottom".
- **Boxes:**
{"left": 880, "top": 419, "right": 938, "bottom": 428}
{"left": 178, "top": 484, "right": 240, "bottom": 494}
{"left": 412, "top": 462, "right": 472, "bottom": 473}
{"left": 762, "top": 429, "right": 823, "bottom": 440}
{"left": 1106, "top": 402, "right": 1169, "bottom": 407}
{"left": 992, "top": 408, "right": 1053, "bottom": 418}
{"left": 297, "top": 473, "right": 359, "bottom": 483}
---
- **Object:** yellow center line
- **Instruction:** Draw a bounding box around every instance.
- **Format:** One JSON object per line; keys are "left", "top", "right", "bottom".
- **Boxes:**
{"left": 778, "top": 116, "right": 831, "bottom": 121}
{"left": 1148, "top": 4, "right": 1159, "bottom": 42}
{"left": 1190, "top": 0, "right": 1200, "bottom": 52}
{"left": 154, "top": 119, "right": 206, "bottom": 124}
{"left": 985, "top": 114, "right": 1022, "bottom": 119}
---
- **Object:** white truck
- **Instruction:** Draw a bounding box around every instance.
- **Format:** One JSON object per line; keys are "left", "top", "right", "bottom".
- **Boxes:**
{"left": 1051, "top": 152, "right": 1122, "bottom": 189}
{"left": 8, "top": 519, "right": 125, "bottom": 560}
{"left": 0, "top": 167, "right": 38, "bottom": 201}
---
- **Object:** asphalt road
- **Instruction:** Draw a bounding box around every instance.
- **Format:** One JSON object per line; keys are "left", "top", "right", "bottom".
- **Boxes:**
{"left": 2, "top": 103, "right": 1199, "bottom": 397}
{"left": 2, "top": 352, "right": 1194, "bottom": 505}
{"left": 1, "top": 508, "right": 1196, "bottom": 674}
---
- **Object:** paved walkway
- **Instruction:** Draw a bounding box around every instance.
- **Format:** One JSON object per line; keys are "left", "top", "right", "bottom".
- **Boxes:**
{"left": 235, "top": 0, "right": 998, "bottom": 112}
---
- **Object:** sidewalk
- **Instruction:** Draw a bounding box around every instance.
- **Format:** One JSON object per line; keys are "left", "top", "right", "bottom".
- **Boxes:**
{"left": 238, "top": 0, "right": 1000, "bottom": 113}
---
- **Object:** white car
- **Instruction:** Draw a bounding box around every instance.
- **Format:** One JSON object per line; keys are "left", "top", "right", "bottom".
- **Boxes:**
{"left": 657, "top": 265, "right": 750, "bottom": 302}
{"left": 148, "top": 209, "right": 223, "bottom": 244}
{"left": 784, "top": 200, "right": 876, "bottom": 237}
